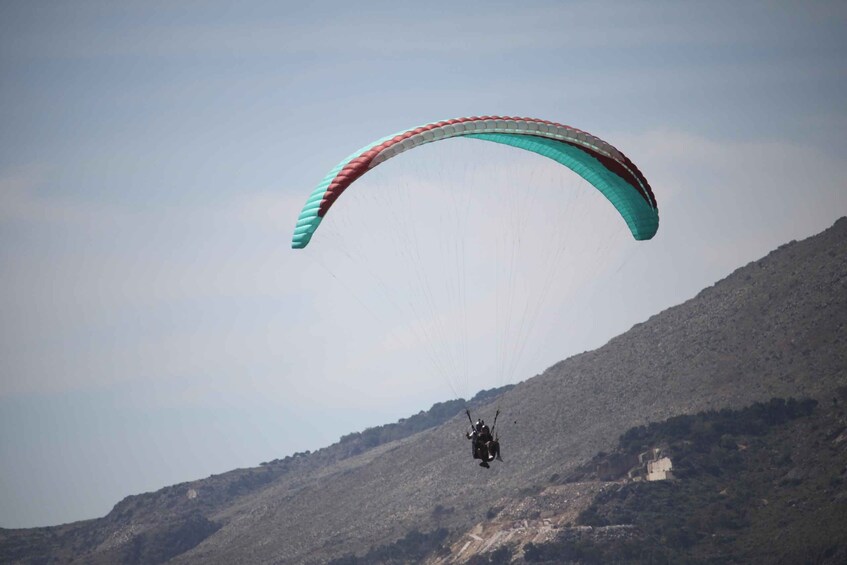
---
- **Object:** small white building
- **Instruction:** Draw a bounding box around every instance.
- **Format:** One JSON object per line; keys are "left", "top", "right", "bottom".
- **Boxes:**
{"left": 646, "top": 457, "right": 673, "bottom": 481}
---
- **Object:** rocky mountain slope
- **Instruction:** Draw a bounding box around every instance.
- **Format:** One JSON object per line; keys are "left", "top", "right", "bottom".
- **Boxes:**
{"left": 2, "top": 217, "right": 846, "bottom": 564}
{"left": 427, "top": 394, "right": 846, "bottom": 564}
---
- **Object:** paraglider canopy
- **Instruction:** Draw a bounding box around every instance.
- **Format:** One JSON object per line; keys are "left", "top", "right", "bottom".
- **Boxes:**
{"left": 292, "top": 116, "right": 658, "bottom": 249}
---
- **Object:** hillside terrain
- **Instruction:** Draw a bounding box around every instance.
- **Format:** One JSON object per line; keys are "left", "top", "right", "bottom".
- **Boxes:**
{"left": 1, "top": 217, "right": 846, "bottom": 564}
{"left": 520, "top": 395, "right": 847, "bottom": 564}
{"left": 0, "top": 389, "right": 511, "bottom": 564}
{"left": 332, "top": 394, "right": 847, "bottom": 564}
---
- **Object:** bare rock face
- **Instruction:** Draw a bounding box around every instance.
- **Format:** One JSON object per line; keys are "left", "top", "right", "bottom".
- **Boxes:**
{"left": 2, "top": 218, "right": 846, "bottom": 564}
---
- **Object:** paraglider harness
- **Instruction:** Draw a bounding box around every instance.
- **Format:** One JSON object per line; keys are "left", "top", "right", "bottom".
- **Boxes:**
{"left": 466, "top": 409, "right": 502, "bottom": 468}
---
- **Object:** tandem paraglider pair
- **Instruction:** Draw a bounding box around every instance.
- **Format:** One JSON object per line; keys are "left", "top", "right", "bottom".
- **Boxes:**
{"left": 465, "top": 409, "right": 501, "bottom": 468}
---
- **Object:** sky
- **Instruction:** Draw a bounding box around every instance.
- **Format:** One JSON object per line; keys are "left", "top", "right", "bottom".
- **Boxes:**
{"left": 1, "top": 0, "right": 845, "bottom": 528}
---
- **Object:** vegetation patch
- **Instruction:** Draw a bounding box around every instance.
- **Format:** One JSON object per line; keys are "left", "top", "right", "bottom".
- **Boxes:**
{"left": 327, "top": 528, "right": 451, "bottom": 565}
{"left": 527, "top": 397, "right": 847, "bottom": 563}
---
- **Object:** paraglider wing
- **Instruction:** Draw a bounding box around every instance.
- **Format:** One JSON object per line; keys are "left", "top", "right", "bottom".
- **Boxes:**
{"left": 291, "top": 116, "right": 658, "bottom": 249}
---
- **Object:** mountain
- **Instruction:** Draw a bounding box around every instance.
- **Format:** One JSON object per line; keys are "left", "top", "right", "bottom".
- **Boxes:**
{"left": 2, "top": 217, "right": 846, "bottom": 564}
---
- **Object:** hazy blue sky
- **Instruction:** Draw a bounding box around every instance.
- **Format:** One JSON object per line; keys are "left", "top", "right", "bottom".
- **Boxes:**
{"left": 1, "top": 1, "right": 845, "bottom": 527}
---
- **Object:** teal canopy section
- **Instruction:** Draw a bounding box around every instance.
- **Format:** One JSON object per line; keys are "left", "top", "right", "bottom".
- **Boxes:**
{"left": 291, "top": 133, "right": 397, "bottom": 249}
{"left": 466, "top": 133, "right": 659, "bottom": 241}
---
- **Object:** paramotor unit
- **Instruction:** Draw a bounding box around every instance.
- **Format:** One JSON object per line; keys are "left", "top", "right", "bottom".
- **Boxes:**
{"left": 290, "top": 115, "right": 659, "bottom": 468}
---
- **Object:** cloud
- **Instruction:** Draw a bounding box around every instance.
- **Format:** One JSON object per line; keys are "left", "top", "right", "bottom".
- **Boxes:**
{"left": 0, "top": 165, "right": 129, "bottom": 229}
{"left": 0, "top": 170, "right": 311, "bottom": 396}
